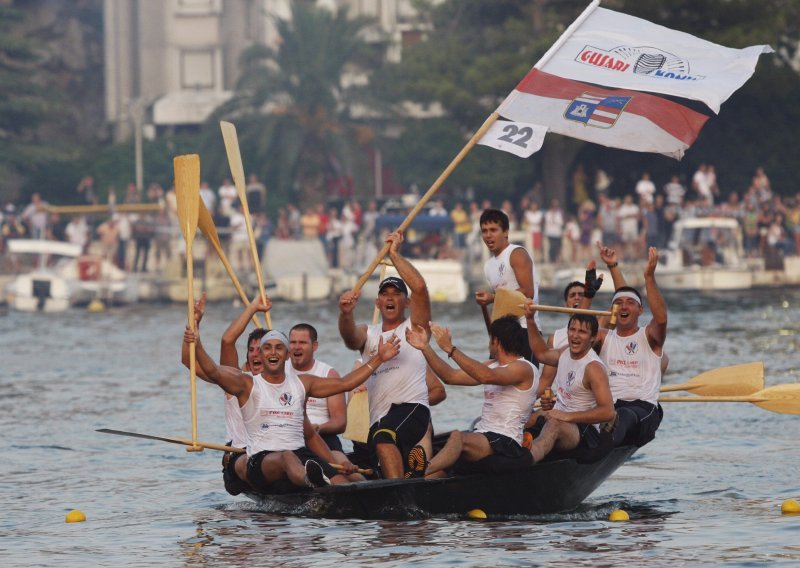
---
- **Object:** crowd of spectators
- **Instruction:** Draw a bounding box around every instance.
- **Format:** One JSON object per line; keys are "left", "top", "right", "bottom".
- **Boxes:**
{"left": 2, "top": 165, "right": 797, "bottom": 276}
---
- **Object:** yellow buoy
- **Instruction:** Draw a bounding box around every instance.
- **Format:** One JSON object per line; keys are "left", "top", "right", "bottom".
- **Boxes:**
{"left": 467, "top": 508, "right": 487, "bottom": 520}
{"left": 608, "top": 509, "right": 629, "bottom": 521}
{"left": 65, "top": 509, "right": 86, "bottom": 523}
{"left": 87, "top": 299, "right": 106, "bottom": 313}
{"left": 781, "top": 499, "right": 800, "bottom": 514}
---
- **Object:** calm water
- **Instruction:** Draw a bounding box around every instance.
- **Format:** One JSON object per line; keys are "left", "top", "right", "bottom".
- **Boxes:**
{"left": 1, "top": 288, "right": 799, "bottom": 566}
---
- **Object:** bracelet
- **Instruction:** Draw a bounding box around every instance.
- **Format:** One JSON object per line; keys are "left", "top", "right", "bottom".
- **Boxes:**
{"left": 606, "top": 262, "right": 618, "bottom": 268}
{"left": 447, "top": 346, "right": 457, "bottom": 358}
{"left": 364, "top": 361, "right": 375, "bottom": 372}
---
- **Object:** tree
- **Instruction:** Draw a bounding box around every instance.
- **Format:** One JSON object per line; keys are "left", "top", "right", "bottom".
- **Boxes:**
{"left": 202, "top": 3, "right": 377, "bottom": 210}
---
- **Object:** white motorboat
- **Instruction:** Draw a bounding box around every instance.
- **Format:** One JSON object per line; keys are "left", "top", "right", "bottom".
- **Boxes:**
{"left": 264, "top": 239, "right": 332, "bottom": 302}
{"left": 657, "top": 217, "right": 753, "bottom": 291}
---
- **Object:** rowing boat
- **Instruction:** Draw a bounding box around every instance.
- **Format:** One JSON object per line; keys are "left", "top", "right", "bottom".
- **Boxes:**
{"left": 243, "top": 445, "right": 637, "bottom": 519}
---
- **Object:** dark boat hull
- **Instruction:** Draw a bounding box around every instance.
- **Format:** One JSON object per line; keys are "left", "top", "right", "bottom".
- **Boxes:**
{"left": 244, "top": 446, "right": 637, "bottom": 519}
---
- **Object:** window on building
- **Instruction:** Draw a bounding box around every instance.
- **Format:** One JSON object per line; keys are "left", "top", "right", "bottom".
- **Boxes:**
{"left": 181, "top": 50, "right": 215, "bottom": 89}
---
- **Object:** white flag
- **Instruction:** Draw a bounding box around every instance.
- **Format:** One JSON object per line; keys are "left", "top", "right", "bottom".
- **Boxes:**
{"left": 539, "top": 7, "right": 772, "bottom": 113}
{"left": 478, "top": 120, "right": 548, "bottom": 158}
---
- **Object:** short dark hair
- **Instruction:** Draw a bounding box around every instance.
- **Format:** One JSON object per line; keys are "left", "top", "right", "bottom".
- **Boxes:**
{"left": 290, "top": 323, "right": 318, "bottom": 342}
{"left": 489, "top": 315, "right": 526, "bottom": 356}
{"left": 479, "top": 208, "right": 509, "bottom": 232}
{"left": 568, "top": 313, "right": 599, "bottom": 336}
{"left": 247, "top": 328, "right": 268, "bottom": 346}
{"left": 563, "top": 281, "right": 584, "bottom": 302}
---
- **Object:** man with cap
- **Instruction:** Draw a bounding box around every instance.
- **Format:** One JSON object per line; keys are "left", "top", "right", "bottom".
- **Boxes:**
{"left": 594, "top": 246, "right": 667, "bottom": 447}
{"left": 189, "top": 317, "right": 401, "bottom": 491}
{"left": 338, "top": 230, "right": 432, "bottom": 479}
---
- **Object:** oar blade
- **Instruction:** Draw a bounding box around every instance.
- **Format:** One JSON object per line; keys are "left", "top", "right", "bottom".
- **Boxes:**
{"left": 197, "top": 198, "right": 221, "bottom": 249}
{"left": 343, "top": 390, "right": 369, "bottom": 443}
{"left": 492, "top": 288, "right": 527, "bottom": 322}
{"left": 753, "top": 384, "right": 800, "bottom": 415}
{"left": 662, "top": 361, "right": 764, "bottom": 396}
{"left": 220, "top": 121, "right": 248, "bottom": 205}
{"left": 174, "top": 154, "right": 201, "bottom": 242}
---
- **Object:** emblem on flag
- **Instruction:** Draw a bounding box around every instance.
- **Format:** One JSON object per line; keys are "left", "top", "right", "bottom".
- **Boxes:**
{"left": 564, "top": 93, "right": 631, "bottom": 128}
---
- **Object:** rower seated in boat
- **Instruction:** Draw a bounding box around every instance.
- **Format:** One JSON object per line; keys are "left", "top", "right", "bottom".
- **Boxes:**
{"left": 524, "top": 306, "right": 616, "bottom": 464}
{"left": 405, "top": 316, "right": 537, "bottom": 478}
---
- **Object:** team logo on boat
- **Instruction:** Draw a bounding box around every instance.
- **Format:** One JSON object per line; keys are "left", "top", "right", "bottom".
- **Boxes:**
{"left": 279, "top": 392, "right": 293, "bottom": 406}
{"left": 565, "top": 93, "right": 631, "bottom": 129}
{"left": 625, "top": 341, "right": 638, "bottom": 355}
{"left": 566, "top": 370, "right": 576, "bottom": 386}
{"left": 574, "top": 45, "right": 704, "bottom": 82}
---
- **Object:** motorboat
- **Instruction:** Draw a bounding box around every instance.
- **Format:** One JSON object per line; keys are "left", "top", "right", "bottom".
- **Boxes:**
{"left": 657, "top": 217, "right": 753, "bottom": 291}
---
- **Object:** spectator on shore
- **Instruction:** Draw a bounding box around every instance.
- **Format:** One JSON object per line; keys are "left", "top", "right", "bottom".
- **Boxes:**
{"left": 450, "top": 202, "right": 471, "bottom": 248}
{"left": 326, "top": 207, "right": 343, "bottom": 268}
{"left": 76, "top": 176, "right": 98, "bottom": 205}
{"left": 199, "top": 181, "right": 216, "bottom": 213}
{"left": 65, "top": 215, "right": 90, "bottom": 253}
{"left": 597, "top": 194, "right": 619, "bottom": 247}
{"left": 664, "top": 175, "right": 686, "bottom": 206}
{"left": 218, "top": 178, "right": 236, "bottom": 216}
{"left": 300, "top": 206, "right": 321, "bottom": 240}
{"left": 245, "top": 174, "right": 267, "bottom": 213}
{"left": 544, "top": 199, "right": 564, "bottom": 264}
{"left": 618, "top": 195, "right": 641, "bottom": 261}
{"left": 96, "top": 217, "right": 119, "bottom": 264}
{"left": 524, "top": 200, "right": 543, "bottom": 259}
{"left": 21, "top": 193, "right": 48, "bottom": 239}
{"left": 635, "top": 172, "right": 656, "bottom": 205}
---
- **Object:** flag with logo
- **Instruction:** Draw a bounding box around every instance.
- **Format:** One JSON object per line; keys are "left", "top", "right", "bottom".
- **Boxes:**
{"left": 481, "top": 1, "right": 772, "bottom": 160}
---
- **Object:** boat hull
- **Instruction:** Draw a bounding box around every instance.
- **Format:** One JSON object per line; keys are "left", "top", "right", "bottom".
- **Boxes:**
{"left": 245, "top": 446, "right": 636, "bottom": 519}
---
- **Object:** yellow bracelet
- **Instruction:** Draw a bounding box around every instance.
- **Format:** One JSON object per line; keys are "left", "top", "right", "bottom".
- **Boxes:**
{"left": 365, "top": 361, "right": 375, "bottom": 372}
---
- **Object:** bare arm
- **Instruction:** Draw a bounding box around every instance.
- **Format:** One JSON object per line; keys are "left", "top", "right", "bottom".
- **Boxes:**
{"left": 338, "top": 290, "right": 368, "bottom": 351}
{"left": 387, "top": 231, "right": 431, "bottom": 329}
{"left": 643, "top": 247, "right": 667, "bottom": 352}
{"left": 547, "top": 361, "right": 615, "bottom": 424}
{"left": 523, "top": 305, "right": 562, "bottom": 367}
{"left": 596, "top": 241, "right": 627, "bottom": 290}
{"left": 405, "top": 322, "right": 480, "bottom": 386}
{"left": 181, "top": 293, "right": 208, "bottom": 380}
{"left": 316, "top": 369, "right": 346, "bottom": 436}
{"left": 509, "top": 247, "right": 535, "bottom": 299}
{"left": 187, "top": 330, "right": 252, "bottom": 400}
{"left": 220, "top": 296, "right": 270, "bottom": 367}
{"left": 425, "top": 366, "right": 447, "bottom": 405}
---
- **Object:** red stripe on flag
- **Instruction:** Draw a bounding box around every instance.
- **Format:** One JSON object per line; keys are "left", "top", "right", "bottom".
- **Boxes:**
{"left": 515, "top": 69, "right": 709, "bottom": 145}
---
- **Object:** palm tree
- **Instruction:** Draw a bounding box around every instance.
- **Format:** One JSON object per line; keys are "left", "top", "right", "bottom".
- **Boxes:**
{"left": 209, "top": 3, "right": 376, "bottom": 209}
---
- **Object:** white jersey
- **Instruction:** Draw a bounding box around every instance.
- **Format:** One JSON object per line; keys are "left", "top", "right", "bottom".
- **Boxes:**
{"left": 224, "top": 390, "right": 250, "bottom": 450}
{"left": 475, "top": 359, "right": 539, "bottom": 445}
{"left": 285, "top": 359, "right": 335, "bottom": 426}
{"left": 483, "top": 243, "right": 541, "bottom": 329}
{"left": 552, "top": 325, "right": 568, "bottom": 350}
{"left": 600, "top": 327, "right": 662, "bottom": 405}
{"left": 554, "top": 349, "right": 605, "bottom": 427}
{"left": 240, "top": 373, "right": 307, "bottom": 456}
{"left": 363, "top": 319, "right": 429, "bottom": 426}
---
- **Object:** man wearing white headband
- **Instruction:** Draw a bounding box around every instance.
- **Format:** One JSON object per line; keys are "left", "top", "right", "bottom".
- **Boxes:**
{"left": 188, "top": 310, "right": 401, "bottom": 493}
{"left": 594, "top": 244, "right": 668, "bottom": 448}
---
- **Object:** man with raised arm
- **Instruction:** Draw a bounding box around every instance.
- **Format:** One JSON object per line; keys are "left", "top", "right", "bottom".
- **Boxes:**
{"left": 524, "top": 305, "right": 615, "bottom": 463}
{"left": 338, "top": 230, "right": 432, "bottom": 479}
{"left": 594, "top": 245, "right": 667, "bottom": 447}
{"left": 406, "top": 316, "right": 538, "bottom": 478}
{"left": 475, "top": 208, "right": 541, "bottom": 360}
{"left": 187, "top": 318, "right": 400, "bottom": 492}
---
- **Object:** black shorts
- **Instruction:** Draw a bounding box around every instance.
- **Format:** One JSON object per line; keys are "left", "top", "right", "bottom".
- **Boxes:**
{"left": 613, "top": 399, "right": 663, "bottom": 447}
{"left": 246, "top": 447, "right": 338, "bottom": 492}
{"left": 368, "top": 403, "right": 430, "bottom": 475}
{"left": 320, "top": 433, "right": 343, "bottom": 453}
{"left": 222, "top": 450, "right": 249, "bottom": 496}
{"left": 455, "top": 431, "right": 533, "bottom": 475}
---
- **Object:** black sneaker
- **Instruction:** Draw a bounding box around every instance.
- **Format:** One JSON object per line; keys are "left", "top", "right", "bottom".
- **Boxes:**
{"left": 304, "top": 460, "right": 331, "bottom": 488}
{"left": 404, "top": 445, "right": 428, "bottom": 479}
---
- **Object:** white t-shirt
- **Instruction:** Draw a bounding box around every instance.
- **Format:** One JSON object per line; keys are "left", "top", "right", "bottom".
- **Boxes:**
{"left": 475, "top": 359, "right": 538, "bottom": 445}
{"left": 240, "top": 373, "right": 307, "bottom": 455}
{"left": 600, "top": 327, "right": 663, "bottom": 405}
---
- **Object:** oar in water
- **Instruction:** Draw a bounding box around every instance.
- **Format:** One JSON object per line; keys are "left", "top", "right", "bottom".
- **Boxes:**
{"left": 174, "top": 154, "right": 202, "bottom": 452}
{"left": 96, "top": 429, "right": 373, "bottom": 475}
{"left": 660, "top": 361, "right": 764, "bottom": 396}
{"left": 197, "top": 199, "right": 263, "bottom": 329}
{"left": 659, "top": 383, "right": 800, "bottom": 415}
{"left": 220, "top": 121, "right": 272, "bottom": 330}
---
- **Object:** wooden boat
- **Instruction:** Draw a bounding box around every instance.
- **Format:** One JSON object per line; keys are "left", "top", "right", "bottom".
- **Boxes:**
{"left": 244, "top": 445, "right": 637, "bottom": 519}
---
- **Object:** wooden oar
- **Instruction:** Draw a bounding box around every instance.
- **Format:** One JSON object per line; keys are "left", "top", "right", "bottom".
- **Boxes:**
{"left": 352, "top": 112, "right": 501, "bottom": 294}
{"left": 659, "top": 384, "right": 800, "bottom": 415}
{"left": 96, "top": 429, "right": 373, "bottom": 475}
{"left": 660, "top": 362, "right": 764, "bottom": 396}
{"left": 220, "top": 121, "right": 272, "bottom": 330}
{"left": 174, "top": 154, "right": 202, "bottom": 452}
{"left": 197, "top": 199, "right": 263, "bottom": 329}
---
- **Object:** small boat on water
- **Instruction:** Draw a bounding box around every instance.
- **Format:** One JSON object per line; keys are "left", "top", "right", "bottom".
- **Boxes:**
{"left": 657, "top": 217, "right": 753, "bottom": 291}
{"left": 244, "top": 445, "right": 637, "bottom": 519}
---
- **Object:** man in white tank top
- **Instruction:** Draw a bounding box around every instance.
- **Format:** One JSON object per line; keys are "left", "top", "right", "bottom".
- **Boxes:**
{"left": 524, "top": 307, "right": 615, "bottom": 463}
{"left": 406, "top": 315, "right": 538, "bottom": 478}
{"left": 339, "top": 231, "right": 432, "bottom": 479}
{"left": 286, "top": 323, "right": 346, "bottom": 459}
{"left": 594, "top": 246, "right": 667, "bottom": 447}
{"left": 188, "top": 311, "right": 401, "bottom": 493}
{"left": 475, "top": 208, "right": 541, "bottom": 361}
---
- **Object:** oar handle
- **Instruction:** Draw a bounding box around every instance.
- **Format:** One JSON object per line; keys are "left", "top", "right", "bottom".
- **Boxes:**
{"left": 658, "top": 395, "right": 764, "bottom": 403}
{"left": 353, "top": 112, "right": 500, "bottom": 293}
{"left": 329, "top": 462, "right": 374, "bottom": 477}
{"left": 522, "top": 303, "right": 613, "bottom": 317}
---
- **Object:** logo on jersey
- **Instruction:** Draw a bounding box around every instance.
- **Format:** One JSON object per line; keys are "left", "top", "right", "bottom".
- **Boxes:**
{"left": 625, "top": 341, "right": 638, "bottom": 355}
{"left": 279, "top": 392, "right": 294, "bottom": 406}
{"left": 566, "top": 370, "right": 576, "bottom": 386}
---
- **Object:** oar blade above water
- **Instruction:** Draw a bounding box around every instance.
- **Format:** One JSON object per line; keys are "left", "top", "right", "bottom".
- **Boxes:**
{"left": 660, "top": 361, "right": 764, "bottom": 396}
{"left": 752, "top": 384, "right": 800, "bottom": 415}
{"left": 173, "top": 154, "right": 201, "bottom": 242}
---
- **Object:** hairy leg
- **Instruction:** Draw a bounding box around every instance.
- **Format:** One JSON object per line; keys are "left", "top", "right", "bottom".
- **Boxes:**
{"left": 375, "top": 442, "right": 404, "bottom": 479}
{"left": 425, "top": 430, "right": 463, "bottom": 478}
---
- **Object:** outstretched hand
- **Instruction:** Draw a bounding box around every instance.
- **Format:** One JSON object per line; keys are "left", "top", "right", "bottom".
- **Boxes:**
{"left": 474, "top": 290, "right": 494, "bottom": 307}
{"left": 584, "top": 262, "right": 603, "bottom": 299}
{"left": 429, "top": 322, "right": 453, "bottom": 353}
{"left": 405, "top": 324, "right": 430, "bottom": 350}
{"left": 645, "top": 246, "right": 659, "bottom": 277}
{"left": 376, "top": 334, "right": 401, "bottom": 362}
{"left": 596, "top": 241, "right": 618, "bottom": 266}
{"left": 193, "top": 292, "right": 207, "bottom": 326}
{"left": 385, "top": 231, "right": 404, "bottom": 256}
{"left": 339, "top": 290, "right": 361, "bottom": 314}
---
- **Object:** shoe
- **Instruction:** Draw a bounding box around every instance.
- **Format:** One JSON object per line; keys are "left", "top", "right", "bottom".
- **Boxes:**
{"left": 522, "top": 431, "right": 533, "bottom": 449}
{"left": 404, "top": 445, "right": 428, "bottom": 479}
{"left": 304, "top": 460, "right": 330, "bottom": 488}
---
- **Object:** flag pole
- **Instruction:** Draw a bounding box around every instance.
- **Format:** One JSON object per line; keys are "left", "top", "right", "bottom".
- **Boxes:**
{"left": 353, "top": 1, "right": 603, "bottom": 294}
